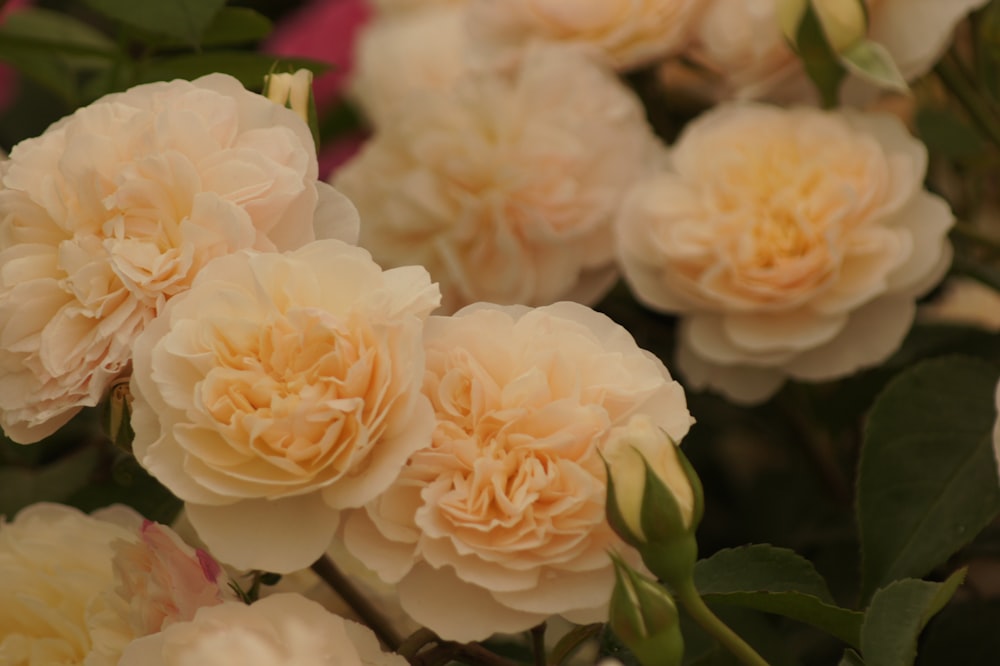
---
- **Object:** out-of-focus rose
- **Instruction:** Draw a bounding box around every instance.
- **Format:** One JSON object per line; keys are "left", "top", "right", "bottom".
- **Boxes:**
{"left": 130, "top": 239, "right": 440, "bottom": 574}
{"left": 0, "top": 73, "right": 360, "bottom": 444}
{"left": 467, "top": 0, "right": 703, "bottom": 70}
{"left": 0, "top": 503, "right": 227, "bottom": 666}
{"left": 372, "top": 0, "right": 467, "bottom": 15}
{"left": 335, "top": 46, "right": 662, "bottom": 313}
{"left": 345, "top": 301, "right": 693, "bottom": 641}
{"left": 118, "top": 593, "right": 408, "bottom": 666}
{"left": 617, "top": 103, "right": 953, "bottom": 404}
{"left": 688, "top": 0, "right": 988, "bottom": 101}
{"left": 918, "top": 277, "right": 1000, "bottom": 332}
{"left": 349, "top": 6, "right": 468, "bottom": 126}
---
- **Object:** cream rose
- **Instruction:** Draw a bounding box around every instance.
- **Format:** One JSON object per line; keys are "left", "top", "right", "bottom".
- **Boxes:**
{"left": 344, "top": 301, "right": 693, "bottom": 641}
{"left": 0, "top": 73, "right": 360, "bottom": 445}
{"left": 467, "top": 0, "right": 703, "bottom": 70}
{"left": 616, "top": 103, "right": 953, "bottom": 404}
{"left": 350, "top": 7, "right": 468, "bottom": 126}
{"left": 0, "top": 503, "right": 229, "bottom": 666}
{"left": 335, "top": 45, "right": 662, "bottom": 313}
{"left": 118, "top": 593, "right": 408, "bottom": 666}
{"left": 129, "top": 239, "right": 440, "bottom": 574}
{"left": 688, "top": 0, "right": 988, "bottom": 101}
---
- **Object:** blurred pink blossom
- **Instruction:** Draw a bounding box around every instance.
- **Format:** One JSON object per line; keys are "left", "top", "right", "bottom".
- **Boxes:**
{"left": 0, "top": 0, "right": 31, "bottom": 113}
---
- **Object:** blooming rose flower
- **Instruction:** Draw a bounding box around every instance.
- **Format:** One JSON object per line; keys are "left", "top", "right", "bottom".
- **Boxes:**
{"left": 0, "top": 503, "right": 229, "bottom": 666}
{"left": 616, "top": 103, "right": 954, "bottom": 404}
{"left": 344, "top": 301, "right": 693, "bottom": 641}
{"left": 349, "top": 6, "right": 468, "bottom": 126}
{"left": 0, "top": 73, "right": 360, "bottom": 444}
{"left": 467, "top": 0, "right": 703, "bottom": 70}
{"left": 688, "top": 0, "right": 989, "bottom": 101}
{"left": 130, "top": 239, "right": 440, "bottom": 574}
{"left": 118, "top": 593, "right": 408, "bottom": 666}
{"left": 335, "top": 46, "right": 662, "bottom": 313}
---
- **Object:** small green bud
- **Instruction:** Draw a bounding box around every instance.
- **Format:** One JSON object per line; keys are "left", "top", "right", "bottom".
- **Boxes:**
{"left": 608, "top": 554, "right": 684, "bottom": 666}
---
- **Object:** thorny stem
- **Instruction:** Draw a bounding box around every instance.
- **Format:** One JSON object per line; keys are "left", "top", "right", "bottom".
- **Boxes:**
{"left": 310, "top": 554, "right": 403, "bottom": 651}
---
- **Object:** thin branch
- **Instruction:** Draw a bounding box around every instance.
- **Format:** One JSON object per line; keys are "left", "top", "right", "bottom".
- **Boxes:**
{"left": 310, "top": 554, "right": 403, "bottom": 651}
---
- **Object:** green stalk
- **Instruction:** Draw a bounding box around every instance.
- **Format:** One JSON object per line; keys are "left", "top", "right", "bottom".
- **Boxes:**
{"left": 675, "top": 580, "right": 770, "bottom": 666}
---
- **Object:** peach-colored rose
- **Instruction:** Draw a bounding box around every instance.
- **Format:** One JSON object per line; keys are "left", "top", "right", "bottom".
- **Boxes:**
{"left": 0, "top": 503, "right": 228, "bottom": 666}
{"left": 467, "top": 0, "right": 704, "bottom": 70}
{"left": 688, "top": 0, "right": 988, "bottom": 101}
{"left": 130, "top": 239, "right": 440, "bottom": 574}
{"left": 0, "top": 73, "right": 360, "bottom": 444}
{"left": 616, "top": 103, "right": 953, "bottom": 404}
{"left": 118, "top": 593, "right": 408, "bottom": 666}
{"left": 335, "top": 46, "right": 662, "bottom": 313}
{"left": 344, "top": 301, "right": 692, "bottom": 641}
{"left": 349, "top": 6, "right": 468, "bottom": 126}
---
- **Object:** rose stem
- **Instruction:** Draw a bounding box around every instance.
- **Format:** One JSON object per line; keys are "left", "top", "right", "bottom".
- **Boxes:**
{"left": 676, "top": 580, "right": 771, "bottom": 666}
{"left": 529, "top": 622, "right": 547, "bottom": 666}
{"left": 310, "top": 554, "right": 403, "bottom": 650}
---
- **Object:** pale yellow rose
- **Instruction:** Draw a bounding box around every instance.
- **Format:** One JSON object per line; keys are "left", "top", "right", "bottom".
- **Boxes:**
{"left": 0, "top": 503, "right": 228, "bottom": 666}
{"left": 118, "top": 594, "right": 408, "bottom": 666}
{"left": 129, "top": 239, "right": 441, "bottom": 574}
{"left": 344, "top": 301, "right": 693, "bottom": 641}
{"left": 0, "top": 73, "right": 360, "bottom": 444}
{"left": 688, "top": 0, "right": 988, "bottom": 101}
{"left": 350, "top": 7, "right": 469, "bottom": 127}
{"left": 616, "top": 103, "right": 953, "bottom": 404}
{"left": 335, "top": 46, "right": 662, "bottom": 313}
{"left": 467, "top": 0, "right": 704, "bottom": 70}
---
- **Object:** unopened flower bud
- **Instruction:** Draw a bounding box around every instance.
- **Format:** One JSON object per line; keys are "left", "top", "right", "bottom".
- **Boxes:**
{"left": 604, "top": 415, "right": 703, "bottom": 587}
{"left": 263, "top": 69, "right": 314, "bottom": 125}
{"left": 779, "top": 0, "right": 868, "bottom": 54}
{"left": 608, "top": 554, "right": 684, "bottom": 666}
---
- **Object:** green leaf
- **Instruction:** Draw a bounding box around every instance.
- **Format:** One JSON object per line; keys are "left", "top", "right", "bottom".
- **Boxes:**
{"left": 82, "top": 0, "right": 227, "bottom": 46}
{"left": 860, "top": 569, "right": 966, "bottom": 666}
{"left": 915, "top": 107, "right": 986, "bottom": 160}
{"left": 976, "top": 0, "right": 1000, "bottom": 103}
{"left": 0, "top": 8, "right": 118, "bottom": 104}
{"left": 0, "top": 444, "right": 102, "bottom": 518}
{"left": 199, "top": 7, "right": 273, "bottom": 47}
{"left": 839, "top": 39, "right": 908, "bottom": 93}
{"left": 694, "top": 545, "right": 864, "bottom": 646}
{"left": 138, "top": 52, "right": 330, "bottom": 91}
{"left": 858, "top": 356, "right": 1000, "bottom": 599}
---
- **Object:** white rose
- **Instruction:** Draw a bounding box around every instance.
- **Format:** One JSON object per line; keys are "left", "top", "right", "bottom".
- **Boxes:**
{"left": 350, "top": 7, "right": 468, "bottom": 127}
{"left": 0, "top": 73, "right": 360, "bottom": 444}
{"left": 345, "top": 301, "right": 692, "bottom": 641}
{"left": 118, "top": 594, "right": 408, "bottom": 666}
{"left": 335, "top": 45, "right": 662, "bottom": 313}
{"left": 616, "top": 103, "right": 953, "bottom": 403}
{"left": 130, "top": 239, "right": 440, "bottom": 573}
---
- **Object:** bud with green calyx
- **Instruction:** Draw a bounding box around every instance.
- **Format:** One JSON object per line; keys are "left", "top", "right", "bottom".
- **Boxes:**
{"left": 263, "top": 67, "right": 321, "bottom": 146}
{"left": 103, "top": 377, "right": 135, "bottom": 453}
{"left": 777, "top": 0, "right": 906, "bottom": 107}
{"left": 604, "top": 414, "right": 703, "bottom": 589}
{"left": 607, "top": 553, "right": 683, "bottom": 666}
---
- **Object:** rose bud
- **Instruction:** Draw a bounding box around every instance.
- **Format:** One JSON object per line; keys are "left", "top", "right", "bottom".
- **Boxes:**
{"left": 604, "top": 414, "right": 703, "bottom": 587}
{"left": 608, "top": 554, "right": 684, "bottom": 666}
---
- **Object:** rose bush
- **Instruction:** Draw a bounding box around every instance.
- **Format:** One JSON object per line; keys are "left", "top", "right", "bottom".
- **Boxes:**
{"left": 335, "top": 45, "right": 662, "bottom": 312}
{"left": 129, "top": 239, "right": 440, "bottom": 573}
{"left": 0, "top": 73, "right": 360, "bottom": 444}
{"left": 344, "top": 301, "right": 692, "bottom": 641}
{"left": 118, "top": 593, "right": 408, "bottom": 666}
{"left": 616, "top": 103, "right": 954, "bottom": 403}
